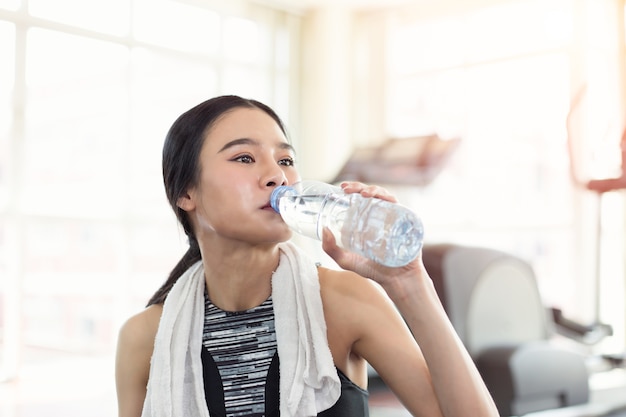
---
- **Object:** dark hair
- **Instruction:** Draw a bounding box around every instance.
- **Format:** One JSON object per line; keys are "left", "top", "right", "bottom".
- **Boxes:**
{"left": 146, "top": 95, "right": 288, "bottom": 306}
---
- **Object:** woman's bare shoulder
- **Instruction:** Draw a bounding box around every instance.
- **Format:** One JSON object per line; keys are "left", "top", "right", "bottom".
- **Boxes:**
{"left": 317, "top": 266, "right": 391, "bottom": 307}
{"left": 317, "top": 266, "right": 400, "bottom": 337}
{"left": 116, "top": 304, "right": 163, "bottom": 417}
{"left": 118, "top": 304, "right": 163, "bottom": 349}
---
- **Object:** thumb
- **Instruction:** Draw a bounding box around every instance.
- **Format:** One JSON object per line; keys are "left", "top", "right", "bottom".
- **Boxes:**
{"left": 320, "top": 228, "right": 350, "bottom": 268}
{"left": 320, "top": 227, "right": 371, "bottom": 274}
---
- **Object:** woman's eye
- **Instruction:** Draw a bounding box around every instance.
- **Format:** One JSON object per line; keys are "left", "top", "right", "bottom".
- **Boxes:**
{"left": 234, "top": 155, "right": 254, "bottom": 164}
{"left": 279, "top": 157, "right": 295, "bottom": 166}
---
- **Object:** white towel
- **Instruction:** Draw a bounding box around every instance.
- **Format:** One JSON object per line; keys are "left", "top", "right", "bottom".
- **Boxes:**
{"left": 141, "top": 241, "right": 341, "bottom": 417}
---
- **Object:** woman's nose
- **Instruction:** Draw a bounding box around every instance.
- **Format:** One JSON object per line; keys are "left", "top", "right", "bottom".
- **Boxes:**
{"left": 263, "top": 167, "right": 287, "bottom": 188}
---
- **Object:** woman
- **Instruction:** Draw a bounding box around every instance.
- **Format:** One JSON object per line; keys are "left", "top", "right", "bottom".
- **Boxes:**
{"left": 115, "top": 95, "right": 498, "bottom": 417}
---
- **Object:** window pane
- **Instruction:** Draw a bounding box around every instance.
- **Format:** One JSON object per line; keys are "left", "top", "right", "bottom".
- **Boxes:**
{"left": 388, "top": 16, "right": 465, "bottom": 74}
{"left": 0, "top": 0, "right": 19, "bottom": 11}
{"left": 133, "top": 0, "right": 220, "bottom": 55}
{"left": 129, "top": 47, "right": 218, "bottom": 219}
{"left": 387, "top": 69, "right": 467, "bottom": 138}
{"left": 28, "top": 0, "right": 130, "bottom": 36}
{"left": 24, "top": 28, "right": 130, "bottom": 218}
{"left": 224, "top": 17, "right": 271, "bottom": 65}
{"left": 395, "top": 54, "right": 572, "bottom": 228}
{"left": 389, "top": 0, "right": 572, "bottom": 74}
{"left": 222, "top": 64, "right": 272, "bottom": 104}
{"left": 127, "top": 223, "right": 186, "bottom": 302}
{"left": 22, "top": 218, "right": 123, "bottom": 350}
{"left": 465, "top": 0, "right": 572, "bottom": 63}
{"left": 388, "top": 52, "right": 576, "bottom": 313}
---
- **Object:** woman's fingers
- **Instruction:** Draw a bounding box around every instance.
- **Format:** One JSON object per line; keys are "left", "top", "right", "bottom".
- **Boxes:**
{"left": 340, "top": 181, "right": 398, "bottom": 203}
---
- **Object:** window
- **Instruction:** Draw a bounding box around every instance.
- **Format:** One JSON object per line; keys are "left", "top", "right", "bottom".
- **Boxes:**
{"left": 28, "top": 0, "right": 130, "bottom": 36}
{"left": 24, "top": 28, "right": 130, "bottom": 218}
{"left": 0, "top": 0, "right": 19, "bottom": 11}
{"left": 133, "top": 0, "right": 220, "bottom": 54}
{"left": 0, "top": 0, "right": 300, "bottom": 383}
{"left": 383, "top": 0, "right": 625, "bottom": 353}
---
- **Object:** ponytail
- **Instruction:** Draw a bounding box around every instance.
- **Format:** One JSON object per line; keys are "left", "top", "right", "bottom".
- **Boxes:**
{"left": 146, "top": 236, "right": 202, "bottom": 306}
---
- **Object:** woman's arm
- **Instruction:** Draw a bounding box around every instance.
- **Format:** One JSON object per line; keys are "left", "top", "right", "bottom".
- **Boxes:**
{"left": 322, "top": 266, "right": 447, "bottom": 416}
{"left": 384, "top": 263, "right": 498, "bottom": 417}
{"left": 115, "top": 304, "right": 162, "bottom": 417}
{"left": 321, "top": 182, "right": 499, "bottom": 417}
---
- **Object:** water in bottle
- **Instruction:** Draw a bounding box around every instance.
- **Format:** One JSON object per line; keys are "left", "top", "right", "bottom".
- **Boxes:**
{"left": 270, "top": 180, "right": 424, "bottom": 267}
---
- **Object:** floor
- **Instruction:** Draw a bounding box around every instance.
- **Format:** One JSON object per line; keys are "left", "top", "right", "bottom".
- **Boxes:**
{"left": 367, "top": 365, "right": 626, "bottom": 417}
{"left": 1, "top": 346, "right": 625, "bottom": 417}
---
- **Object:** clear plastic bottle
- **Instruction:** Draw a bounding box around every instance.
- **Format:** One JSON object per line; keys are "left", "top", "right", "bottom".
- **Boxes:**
{"left": 270, "top": 180, "right": 424, "bottom": 267}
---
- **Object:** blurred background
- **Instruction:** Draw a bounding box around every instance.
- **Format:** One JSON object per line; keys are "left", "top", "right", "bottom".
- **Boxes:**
{"left": 0, "top": 0, "right": 625, "bottom": 415}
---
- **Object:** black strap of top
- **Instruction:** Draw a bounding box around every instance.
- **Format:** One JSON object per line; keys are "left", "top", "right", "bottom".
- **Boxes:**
{"left": 201, "top": 349, "right": 369, "bottom": 416}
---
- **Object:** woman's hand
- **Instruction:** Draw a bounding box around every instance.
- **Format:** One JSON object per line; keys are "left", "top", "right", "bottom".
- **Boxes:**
{"left": 320, "top": 181, "right": 424, "bottom": 289}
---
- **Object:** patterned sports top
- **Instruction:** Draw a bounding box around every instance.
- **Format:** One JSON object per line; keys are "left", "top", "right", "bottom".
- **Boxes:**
{"left": 201, "top": 293, "right": 370, "bottom": 417}
{"left": 202, "top": 294, "right": 277, "bottom": 416}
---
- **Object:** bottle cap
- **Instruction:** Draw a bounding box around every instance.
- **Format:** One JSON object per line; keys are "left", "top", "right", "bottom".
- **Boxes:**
{"left": 270, "top": 185, "right": 297, "bottom": 213}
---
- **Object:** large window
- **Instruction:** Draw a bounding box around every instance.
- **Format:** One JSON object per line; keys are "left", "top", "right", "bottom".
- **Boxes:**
{"left": 0, "top": 0, "right": 300, "bottom": 386}
{"left": 382, "top": 0, "right": 625, "bottom": 353}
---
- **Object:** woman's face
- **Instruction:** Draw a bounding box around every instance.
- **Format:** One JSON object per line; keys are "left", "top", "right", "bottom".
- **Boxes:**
{"left": 179, "top": 107, "right": 300, "bottom": 245}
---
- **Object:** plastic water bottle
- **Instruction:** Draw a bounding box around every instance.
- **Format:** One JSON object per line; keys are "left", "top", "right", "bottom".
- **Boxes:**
{"left": 270, "top": 180, "right": 424, "bottom": 267}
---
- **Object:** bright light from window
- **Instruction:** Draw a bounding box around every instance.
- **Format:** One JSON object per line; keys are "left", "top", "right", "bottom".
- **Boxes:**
{"left": 0, "top": 0, "right": 20, "bottom": 10}
{"left": 1, "top": 0, "right": 298, "bottom": 412}
{"left": 28, "top": 0, "right": 130, "bottom": 36}
{"left": 129, "top": 47, "right": 218, "bottom": 219}
{"left": 133, "top": 0, "right": 220, "bottom": 55}
{"left": 222, "top": 64, "right": 271, "bottom": 103}
{"left": 26, "top": 28, "right": 129, "bottom": 89}
{"left": 224, "top": 17, "right": 270, "bottom": 65}
{"left": 24, "top": 28, "right": 130, "bottom": 218}
{"left": 386, "top": 0, "right": 624, "bottom": 347}
{"left": 388, "top": 16, "right": 465, "bottom": 75}
{"left": 465, "top": 0, "right": 572, "bottom": 63}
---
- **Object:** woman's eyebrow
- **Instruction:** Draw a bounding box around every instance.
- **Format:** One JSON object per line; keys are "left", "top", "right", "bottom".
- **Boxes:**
{"left": 218, "top": 138, "right": 295, "bottom": 154}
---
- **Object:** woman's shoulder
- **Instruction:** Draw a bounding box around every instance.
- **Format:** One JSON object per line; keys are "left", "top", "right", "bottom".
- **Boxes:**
{"left": 316, "top": 264, "right": 405, "bottom": 383}
{"left": 115, "top": 304, "right": 163, "bottom": 416}
{"left": 317, "top": 266, "right": 393, "bottom": 312}
{"left": 118, "top": 303, "right": 163, "bottom": 350}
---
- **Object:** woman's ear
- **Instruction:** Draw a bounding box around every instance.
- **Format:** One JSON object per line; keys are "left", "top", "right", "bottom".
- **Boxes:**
{"left": 176, "top": 191, "right": 196, "bottom": 212}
